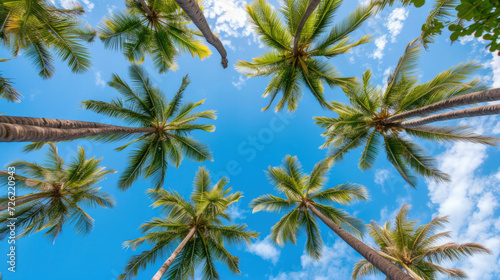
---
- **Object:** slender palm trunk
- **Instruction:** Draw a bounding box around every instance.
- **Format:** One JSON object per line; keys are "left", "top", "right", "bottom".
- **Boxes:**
{"left": 399, "top": 104, "right": 500, "bottom": 128}
{"left": 152, "top": 227, "right": 196, "bottom": 280}
{"left": 0, "top": 116, "right": 155, "bottom": 142}
{"left": 385, "top": 88, "right": 500, "bottom": 123}
{"left": 293, "top": 0, "right": 321, "bottom": 54}
{"left": 305, "top": 202, "right": 414, "bottom": 280}
{"left": 174, "top": 0, "right": 228, "bottom": 68}
{"left": 138, "top": 0, "right": 154, "bottom": 17}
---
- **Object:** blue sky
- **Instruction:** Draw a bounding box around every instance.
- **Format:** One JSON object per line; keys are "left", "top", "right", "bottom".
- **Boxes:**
{"left": 1, "top": 0, "right": 500, "bottom": 279}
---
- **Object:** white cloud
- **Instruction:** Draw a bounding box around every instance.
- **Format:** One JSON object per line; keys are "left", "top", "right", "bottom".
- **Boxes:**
{"left": 270, "top": 240, "right": 356, "bottom": 280}
{"left": 371, "top": 35, "right": 387, "bottom": 60}
{"left": 232, "top": 76, "right": 248, "bottom": 90}
{"left": 106, "top": 4, "right": 118, "bottom": 14}
{"left": 247, "top": 236, "right": 281, "bottom": 264}
{"left": 487, "top": 53, "right": 500, "bottom": 88}
{"left": 53, "top": 0, "right": 94, "bottom": 12}
{"left": 95, "top": 71, "right": 105, "bottom": 88}
{"left": 427, "top": 116, "right": 500, "bottom": 280}
{"left": 375, "top": 169, "right": 391, "bottom": 185}
{"left": 228, "top": 203, "right": 247, "bottom": 220}
{"left": 385, "top": 8, "right": 408, "bottom": 43}
{"left": 203, "top": 0, "right": 258, "bottom": 46}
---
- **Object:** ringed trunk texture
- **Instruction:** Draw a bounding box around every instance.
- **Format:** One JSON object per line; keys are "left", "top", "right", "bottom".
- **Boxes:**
{"left": 174, "top": 0, "right": 228, "bottom": 68}
{"left": 400, "top": 104, "right": 500, "bottom": 128}
{"left": 0, "top": 116, "right": 155, "bottom": 142}
{"left": 306, "top": 202, "right": 414, "bottom": 280}
{"left": 152, "top": 227, "right": 197, "bottom": 280}
{"left": 385, "top": 88, "right": 500, "bottom": 123}
{"left": 293, "top": 0, "right": 321, "bottom": 53}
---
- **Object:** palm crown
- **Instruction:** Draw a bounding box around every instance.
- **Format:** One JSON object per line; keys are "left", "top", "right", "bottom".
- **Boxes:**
{"left": 119, "top": 167, "right": 257, "bottom": 279}
{"left": 81, "top": 64, "right": 216, "bottom": 190}
{"left": 0, "top": 143, "right": 115, "bottom": 242}
{"left": 352, "top": 204, "right": 491, "bottom": 280}
{"left": 236, "top": 0, "right": 374, "bottom": 112}
{"left": 315, "top": 40, "right": 499, "bottom": 187}
{"left": 251, "top": 155, "right": 368, "bottom": 259}
{"left": 99, "top": 0, "right": 210, "bottom": 73}
{"left": 0, "top": 0, "right": 95, "bottom": 78}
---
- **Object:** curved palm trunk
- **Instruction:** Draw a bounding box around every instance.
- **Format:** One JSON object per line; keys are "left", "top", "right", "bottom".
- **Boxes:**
{"left": 174, "top": 0, "right": 228, "bottom": 68}
{"left": 152, "top": 227, "right": 196, "bottom": 280}
{"left": 385, "top": 88, "right": 500, "bottom": 123}
{"left": 0, "top": 116, "right": 155, "bottom": 142}
{"left": 137, "top": 0, "right": 154, "bottom": 18}
{"left": 293, "top": 0, "right": 321, "bottom": 54}
{"left": 399, "top": 104, "right": 500, "bottom": 128}
{"left": 305, "top": 202, "right": 414, "bottom": 280}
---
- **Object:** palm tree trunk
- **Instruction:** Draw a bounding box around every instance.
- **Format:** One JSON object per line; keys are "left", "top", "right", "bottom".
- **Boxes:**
{"left": 293, "top": 0, "right": 321, "bottom": 54}
{"left": 399, "top": 104, "right": 500, "bottom": 128}
{"left": 0, "top": 115, "right": 114, "bottom": 128}
{"left": 385, "top": 88, "right": 500, "bottom": 123}
{"left": 0, "top": 116, "right": 155, "bottom": 142}
{"left": 305, "top": 202, "right": 414, "bottom": 280}
{"left": 137, "top": 0, "right": 154, "bottom": 17}
{"left": 174, "top": 0, "right": 228, "bottom": 68}
{"left": 152, "top": 227, "right": 196, "bottom": 280}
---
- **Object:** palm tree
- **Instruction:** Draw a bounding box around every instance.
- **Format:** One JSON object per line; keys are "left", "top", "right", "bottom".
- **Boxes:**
{"left": 98, "top": 0, "right": 210, "bottom": 73}
{"left": 0, "top": 64, "right": 216, "bottom": 190}
{"left": 250, "top": 155, "right": 413, "bottom": 280}
{"left": 235, "top": 0, "right": 374, "bottom": 112}
{"left": 0, "top": 0, "right": 95, "bottom": 78}
{"left": 315, "top": 39, "right": 499, "bottom": 187}
{"left": 0, "top": 73, "right": 21, "bottom": 102}
{"left": 118, "top": 167, "right": 257, "bottom": 280}
{"left": 0, "top": 143, "right": 115, "bottom": 242}
{"left": 173, "top": 0, "right": 229, "bottom": 68}
{"left": 352, "top": 204, "right": 491, "bottom": 280}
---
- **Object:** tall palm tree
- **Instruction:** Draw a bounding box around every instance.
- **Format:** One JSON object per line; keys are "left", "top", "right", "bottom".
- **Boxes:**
{"left": 118, "top": 167, "right": 257, "bottom": 280}
{"left": 236, "top": 0, "right": 374, "bottom": 112}
{"left": 352, "top": 204, "right": 491, "bottom": 280}
{"left": 173, "top": 0, "right": 229, "bottom": 68}
{"left": 315, "top": 39, "right": 499, "bottom": 187}
{"left": 0, "top": 65, "right": 216, "bottom": 190}
{"left": 98, "top": 0, "right": 211, "bottom": 73}
{"left": 0, "top": 0, "right": 95, "bottom": 78}
{"left": 250, "top": 155, "right": 413, "bottom": 280}
{"left": 0, "top": 143, "right": 115, "bottom": 242}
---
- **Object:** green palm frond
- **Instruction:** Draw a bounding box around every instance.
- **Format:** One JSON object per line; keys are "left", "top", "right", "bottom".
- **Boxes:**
{"left": 355, "top": 204, "right": 491, "bottom": 280}
{"left": 0, "top": 72, "right": 22, "bottom": 102}
{"left": 121, "top": 167, "right": 257, "bottom": 279}
{"left": 0, "top": 143, "right": 114, "bottom": 241}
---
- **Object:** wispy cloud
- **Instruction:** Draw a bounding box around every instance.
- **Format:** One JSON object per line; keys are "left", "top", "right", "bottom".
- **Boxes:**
{"left": 95, "top": 71, "right": 105, "bottom": 88}
{"left": 427, "top": 116, "right": 500, "bottom": 279}
{"left": 385, "top": 8, "right": 408, "bottom": 43}
{"left": 247, "top": 236, "right": 281, "bottom": 264}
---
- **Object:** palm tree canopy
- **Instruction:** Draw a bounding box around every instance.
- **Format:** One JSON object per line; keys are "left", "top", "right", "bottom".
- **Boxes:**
{"left": 251, "top": 155, "right": 368, "bottom": 259}
{"left": 0, "top": 0, "right": 95, "bottom": 78}
{"left": 80, "top": 64, "right": 216, "bottom": 190}
{"left": 0, "top": 143, "right": 115, "bottom": 242}
{"left": 352, "top": 204, "right": 491, "bottom": 280}
{"left": 236, "top": 0, "right": 375, "bottom": 112}
{"left": 315, "top": 39, "right": 499, "bottom": 187}
{"left": 98, "top": 0, "right": 210, "bottom": 73}
{"left": 119, "top": 167, "right": 258, "bottom": 279}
